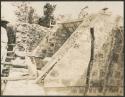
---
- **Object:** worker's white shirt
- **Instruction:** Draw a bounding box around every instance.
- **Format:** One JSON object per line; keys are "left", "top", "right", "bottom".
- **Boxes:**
{"left": 1, "top": 26, "right": 8, "bottom": 63}
{"left": 1, "top": 26, "right": 8, "bottom": 44}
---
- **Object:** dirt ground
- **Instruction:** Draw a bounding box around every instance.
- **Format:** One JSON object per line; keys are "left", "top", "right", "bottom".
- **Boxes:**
{"left": 2, "top": 68, "right": 45, "bottom": 96}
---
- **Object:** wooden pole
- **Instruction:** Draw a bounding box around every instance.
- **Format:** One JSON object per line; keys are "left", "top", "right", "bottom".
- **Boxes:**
{"left": 84, "top": 27, "right": 95, "bottom": 96}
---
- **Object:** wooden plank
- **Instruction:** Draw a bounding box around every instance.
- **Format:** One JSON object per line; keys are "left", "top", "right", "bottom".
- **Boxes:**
{"left": 1, "top": 62, "right": 28, "bottom": 69}
{"left": 59, "top": 19, "right": 83, "bottom": 24}
{"left": 8, "top": 44, "right": 16, "bottom": 46}
{"left": 35, "top": 61, "right": 57, "bottom": 83}
{"left": 6, "top": 56, "right": 14, "bottom": 58}
{"left": 28, "top": 55, "right": 44, "bottom": 58}
{"left": 7, "top": 51, "right": 14, "bottom": 53}
{"left": 1, "top": 76, "right": 36, "bottom": 81}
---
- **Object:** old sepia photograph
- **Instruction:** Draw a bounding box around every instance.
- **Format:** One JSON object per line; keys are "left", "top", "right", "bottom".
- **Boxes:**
{"left": 1, "top": 1, "right": 124, "bottom": 96}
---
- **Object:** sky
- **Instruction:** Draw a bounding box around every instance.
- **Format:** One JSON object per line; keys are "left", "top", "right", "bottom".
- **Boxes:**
{"left": 1, "top": 1, "right": 124, "bottom": 23}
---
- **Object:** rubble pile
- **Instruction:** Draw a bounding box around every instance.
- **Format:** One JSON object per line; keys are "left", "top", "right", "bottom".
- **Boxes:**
{"left": 15, "top": 23, "right": 52, "bottom": 52}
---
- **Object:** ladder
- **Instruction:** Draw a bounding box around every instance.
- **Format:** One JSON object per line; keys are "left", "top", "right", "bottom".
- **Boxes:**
{"left": 1, "top": 44, "right": 16, "bottom": 77}
{"left": 1, "top": 43, "right": 16, "bottom": 95}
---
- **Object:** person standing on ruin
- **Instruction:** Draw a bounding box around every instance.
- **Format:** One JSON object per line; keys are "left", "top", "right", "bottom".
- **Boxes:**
{"left": 1, "top": 19, "right": 9, "bottom": 75}
{"left": 38, "top": 3, "right": 56, "bottom": 28}
{"left": 1, "top": 19, "right": 9, "bottom": 63}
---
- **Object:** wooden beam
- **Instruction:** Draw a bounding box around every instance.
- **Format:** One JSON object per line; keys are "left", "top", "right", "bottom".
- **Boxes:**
{"left": 1, "top": 76, "right": 36, "bottom": 81}
{"left": 7, "top": 51, "right": 14, "bottom": 53}
{"left": 35, "top": 61, "right": 57, "bottom": 83}
{"left": 1, "top": 62, "right": 28, "bottom": 69}
{"left": 59, "top": 19, "right": 83, "bottom": 24}
{"left": 8, "top": 44, "right": 16, "bottom": 46}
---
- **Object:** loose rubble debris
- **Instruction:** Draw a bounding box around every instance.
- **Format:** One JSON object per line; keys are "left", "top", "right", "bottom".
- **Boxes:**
{"left": 15, "top": 23, "right": 52, "bottom": 52}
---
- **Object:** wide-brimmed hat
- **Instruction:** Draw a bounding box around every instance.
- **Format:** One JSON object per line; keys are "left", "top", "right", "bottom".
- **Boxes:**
{"left": 1, "top": 17, "right": 9, "bottom": 24}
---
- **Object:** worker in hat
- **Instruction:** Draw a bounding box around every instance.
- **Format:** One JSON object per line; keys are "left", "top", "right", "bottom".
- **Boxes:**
{"left": 1, "top": 18, "right": 9, "bottom": 75}
{"left": 1, "top": 18, "right": 9, "bottom": 62}
{"left": 1, "top": 18, "right": 9, "bottom": 28}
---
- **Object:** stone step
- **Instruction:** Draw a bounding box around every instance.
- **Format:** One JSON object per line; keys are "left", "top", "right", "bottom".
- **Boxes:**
{"left": 8, "top": 44, "right": 16, "bottom": 46}
{"left": 6, "top": 56, "right": 15, "bottom": 59}
{"left": 7, "top": 51, "right": 14, "bottom": 53}
{"left": 3, "top": 80, "right": 45, "bottom": 95}
{"left": 1, "top": 62, "right": 28, "bottom": 69}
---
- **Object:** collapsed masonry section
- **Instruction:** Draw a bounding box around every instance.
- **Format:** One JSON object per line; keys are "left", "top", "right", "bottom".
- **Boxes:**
{"left": 36, "top": 13, "right": 123, "bottom": 96}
